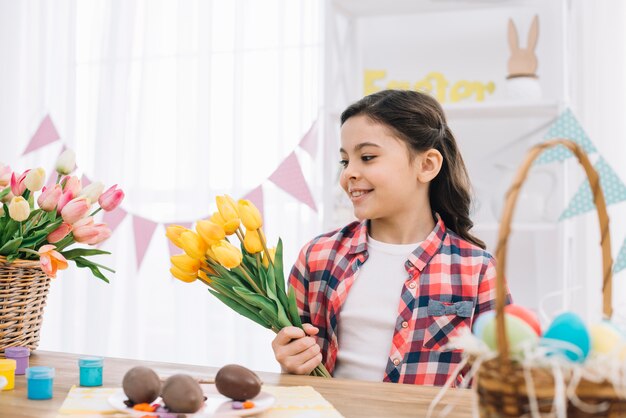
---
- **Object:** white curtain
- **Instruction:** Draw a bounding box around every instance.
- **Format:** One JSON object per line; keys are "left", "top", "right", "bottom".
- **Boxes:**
{"left": 568, "top": 0, "right": 626, "bottom": 325}
{"left": 1, "top": 0, "right": 324, "bottom": 372}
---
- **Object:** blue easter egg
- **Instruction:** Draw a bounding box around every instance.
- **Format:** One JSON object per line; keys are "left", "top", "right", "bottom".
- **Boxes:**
{"left": 541, "top": 312, "right": 590, "bottom": 362}
{"left": 472, "top": 310, "right": 496, "bottom": 338}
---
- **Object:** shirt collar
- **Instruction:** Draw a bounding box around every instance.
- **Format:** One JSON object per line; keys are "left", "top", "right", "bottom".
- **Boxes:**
{"left": 348, "top": 214, "right": 447, "bottom": 271}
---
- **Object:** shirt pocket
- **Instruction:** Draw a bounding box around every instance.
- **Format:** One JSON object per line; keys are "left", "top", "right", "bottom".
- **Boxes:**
{"left": 422, "top": 299, "right": 474, "bottom": 350}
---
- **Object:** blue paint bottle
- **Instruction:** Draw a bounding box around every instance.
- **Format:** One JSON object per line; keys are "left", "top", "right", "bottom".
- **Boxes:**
{"left": 26, "top": 366, "right": 54, "bottom": 400}
{"left": 78, "top": 357, "right": 103, "bottom": 387}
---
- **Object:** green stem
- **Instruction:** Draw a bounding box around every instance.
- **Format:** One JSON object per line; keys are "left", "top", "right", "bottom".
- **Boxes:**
{"left": 18, "top": 248, "right": 39, "bottom": 257}
{"left": 258, "top": 228, "right": 274, "bottom": 268}
{"left": 89, "top": 207, "right": 103, "bottom": 217}
{"left": 56, "top": 173, "right": 61, "bottom": 184}
{"left": 236, "top": 266, "right": 265, "bottom": 296}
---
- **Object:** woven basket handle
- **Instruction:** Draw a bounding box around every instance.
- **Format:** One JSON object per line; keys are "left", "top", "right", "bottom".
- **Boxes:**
{"left": 494, "top": 138, "right": 613, "bottom": 367}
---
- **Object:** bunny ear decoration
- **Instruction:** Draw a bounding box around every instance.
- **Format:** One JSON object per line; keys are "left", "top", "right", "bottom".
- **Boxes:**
{"left": 506, "top": 15, "right": 540, "bottom": 78}
{"left": 527, "top": 15, "right": 539, "bottom": 52}
{"left": 508, "top": 19, "right": 520, "bottom": 52}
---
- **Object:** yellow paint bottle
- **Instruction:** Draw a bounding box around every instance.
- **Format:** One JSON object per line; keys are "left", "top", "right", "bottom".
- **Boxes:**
{"left": 0, "top": 359, "right": 17, "bottom": 390}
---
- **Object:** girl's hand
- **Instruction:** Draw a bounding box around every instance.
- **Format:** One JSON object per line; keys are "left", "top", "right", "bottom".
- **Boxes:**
{"left": 271, "top": 323, "right": 323, "bottom": 375}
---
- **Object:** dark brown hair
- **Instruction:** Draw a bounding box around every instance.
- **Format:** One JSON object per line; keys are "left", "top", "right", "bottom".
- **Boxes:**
{"left": 340, "top": 89, "right": 485, "bottom": 249}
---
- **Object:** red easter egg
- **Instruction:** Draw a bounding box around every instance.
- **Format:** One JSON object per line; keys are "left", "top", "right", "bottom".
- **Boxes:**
{"left": 505, "top": 304, "right": 541, "bottom": 336}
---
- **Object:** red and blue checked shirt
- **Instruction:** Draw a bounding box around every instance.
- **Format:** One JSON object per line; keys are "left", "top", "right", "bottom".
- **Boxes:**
{"left": 288, "top": 216, "right": 504, "bottom": 386}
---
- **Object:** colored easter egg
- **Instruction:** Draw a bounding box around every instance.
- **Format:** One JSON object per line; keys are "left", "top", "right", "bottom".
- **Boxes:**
{"left": 541, "top": 312, "right": 590, "bottom": 362}
{"left": 482, "top": 313, "right": 539, "bottom": 354}
{"left": 472, "top": 310, "right": 496, "bottom": 338}
{"left": 590, "top": 321, "right": 623, "bottom": 355}
{"left": 505, "top": 304, "right": 541, "bottom": 336}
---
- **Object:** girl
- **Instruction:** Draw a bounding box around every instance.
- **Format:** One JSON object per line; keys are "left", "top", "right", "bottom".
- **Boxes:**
{"left": 271, "top": 89, "right": 504, "bottom": 386}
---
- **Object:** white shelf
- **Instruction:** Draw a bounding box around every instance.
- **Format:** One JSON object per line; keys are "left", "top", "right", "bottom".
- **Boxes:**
{"left": 443, "top": 100, "right": 561, "bottom": 119}
{"left": 473, "top": 222, "right": 558, "bottom": 232}
{"left": 333, "top": 0, "right": 534, "bottom": 17}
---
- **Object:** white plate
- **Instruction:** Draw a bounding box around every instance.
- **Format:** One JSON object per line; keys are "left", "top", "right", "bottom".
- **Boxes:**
{"left": 108, "top": 384, "right": 275, "bottom": 417}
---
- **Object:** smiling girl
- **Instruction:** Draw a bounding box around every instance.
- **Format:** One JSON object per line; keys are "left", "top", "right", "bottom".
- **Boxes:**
{"left": 271, "top": 89, "right": 505, "bottom": 386}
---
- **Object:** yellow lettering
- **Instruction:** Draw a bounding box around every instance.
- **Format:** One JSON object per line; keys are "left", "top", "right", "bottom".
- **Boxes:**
{"left": 364, "top": 70, "right": 387, "bottom": 96}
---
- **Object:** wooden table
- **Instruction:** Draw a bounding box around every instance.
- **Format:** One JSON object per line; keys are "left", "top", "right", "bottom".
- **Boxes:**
{"left": 0, "top": 351, "right": 475, "bottom": 417}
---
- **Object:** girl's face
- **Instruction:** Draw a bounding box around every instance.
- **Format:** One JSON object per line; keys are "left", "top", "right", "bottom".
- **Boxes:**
{"left": 339, "top": 115, "right": 425, "bottom": 222}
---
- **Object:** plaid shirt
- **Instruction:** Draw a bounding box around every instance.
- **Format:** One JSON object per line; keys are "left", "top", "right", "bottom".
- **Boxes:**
{"left": 288, "top": 216, "right": 503, "bottom": 386}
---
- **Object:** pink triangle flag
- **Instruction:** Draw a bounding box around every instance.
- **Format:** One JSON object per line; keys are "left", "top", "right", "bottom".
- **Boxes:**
{"left": 298, "top": 119, "right": 319, "bottom": 159}
{"left": 165, "top": 222, "right": 193, "bottom": 257}
{"left": 269, "top": 152, "right": 317, "bottom": 212}
{"left": 22, "top": 115, "right": 61, "bottom": 155}
{"left": 242, "top": 185, "right": 264, "bottom": 220}
{"left": 81, "top": 174, "right": 91, "bottom": 187}
{"left": 133, "top": 215, "right": 158, "bottom": 270}
{"left": 102, "top": 207, "right": 128, "bottom": 235}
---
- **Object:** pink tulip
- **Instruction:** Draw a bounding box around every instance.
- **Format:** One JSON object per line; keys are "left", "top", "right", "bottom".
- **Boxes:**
{"left": 61, "top": 197, "right": 91, "bottom": 224}
{"left": 57, "top": 190, "right": 74, "bottom": 213}
{"left": 47, "top": 222, "right": 72, "bottom": 243}
{"left": 98, "top": 184, "right": 124, "bottom": 211}
{"left": 73, "top": 217, "right": 111, "bottom": 245}
{"left": 61, "top": 175, "right": 82, "bottom": 196}
{"left": 10, "top": 170, "right": 28, "bottom": 196}
{"left": 37, "top": 185, "right": 63, "bottom": 212}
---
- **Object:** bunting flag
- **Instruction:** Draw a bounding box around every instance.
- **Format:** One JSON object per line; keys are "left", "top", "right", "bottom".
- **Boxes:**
{"left": 133, "top": 215, "right": 158, "bottom": 270}
{"left": 535, "top": 109, "right": 598, "bottom": 165}
{"left": 81, "top": 174, "right": 92, "bottom": 187}
{"left": 22, "top": 114, "right": 61, "bottom": 155}
{"left": 560, "top": 158, "right": 626, "bottom": 220}
{"left": 298, "top": 120, "right": 319, "bottom": 159}
{"left": 615, "top": 237, "right": 626, "bottom": 274}
{"left": 102, "top": 207, "right": 128, "bottom": 235}
{"left": 243, "top": 185, "right": 264, "bottom": 220}
{"left": 269, "top": 152, "right": 317, "bottom": 212}
{"left": 165, "top": 222, "right": 193, "bottom": 257}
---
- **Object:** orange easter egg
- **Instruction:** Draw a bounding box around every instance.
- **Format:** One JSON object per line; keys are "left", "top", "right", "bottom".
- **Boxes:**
{"left": 505, "top": 304, "right": 541, "bottom": 336}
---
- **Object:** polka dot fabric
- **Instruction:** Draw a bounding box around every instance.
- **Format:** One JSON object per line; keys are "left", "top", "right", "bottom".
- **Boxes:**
{"left": 615, "top": 238, "right": 626, "bottom": 274}
{"left": 535, "top": 109, "right": 598, "bottom": 165}
{"left": 560, "top": 158, "right": 626, "bottom": 220}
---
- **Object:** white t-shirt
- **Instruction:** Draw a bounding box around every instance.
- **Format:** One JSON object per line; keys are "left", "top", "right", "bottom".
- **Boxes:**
{"left": 333, "top": 235, "right": 421, "bottom": 381}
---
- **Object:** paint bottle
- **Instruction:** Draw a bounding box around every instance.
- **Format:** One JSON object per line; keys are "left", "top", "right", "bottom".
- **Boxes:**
{"left": 4, "top": 346, "right": 30, "bottom": 375}
{"left": 0, "top": 359, "right": 16, "bottom": 391}
{"left": 78, "top": 357, "right": 103, "bottom": 387}
{"left": 26, "top": 366, "right": 54, "bottom": 400}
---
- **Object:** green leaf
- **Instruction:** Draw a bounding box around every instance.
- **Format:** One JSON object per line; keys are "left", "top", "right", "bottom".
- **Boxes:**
{"left": 288, "top": 286, "right": 303, "bottom": 327}
{"left": 0, "top": 237, "right": 23, "bottom": 256}
{"left": 209, "top": 289, "right": 270, "bottom": 329}
{"left": 0, "top": 187, "right": 9, "bottom": 200}
{"left": 73, "top": 257, "right": 110, "bottom": 283}
{"left": 274, "top": 239, "right": 286, "bottom": 293}
{"left": 1, "top": 220, "right": 19, "bottom": 243}
{"left": 232, "top": 286, "right": 277, "bottom": 317}
{"left": 62, "top": 248, "right": 111, "bottom": 260}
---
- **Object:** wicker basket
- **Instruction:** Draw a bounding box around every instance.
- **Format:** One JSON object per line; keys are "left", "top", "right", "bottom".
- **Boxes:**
{"left": 0, "top": 255, "right": 51, "bottom": 354}
{"left": 477, "top": 139, "right": 626, "bottom": 417}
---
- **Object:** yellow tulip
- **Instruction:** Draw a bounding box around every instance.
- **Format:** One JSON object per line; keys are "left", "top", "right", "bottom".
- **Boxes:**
{"left": 237, "top": 199, "right": 263, "bottom": 230}
{"left": 198, "top": 269, "right": 212, "bottom": 283}
{"left": 179, "top": 231, "right": 208, "bottom": 260}
{"left": 170, "top": 254, "right": 201, "bottom": 274}
{"left": 170, "top": 266, "right": 197, "bottom": 283}
{"left": 262, "top": 247, "right": 276, "bottom": 268}
{"left": 8, "top": 196, "right": 30, "bottom": 222}
{"left": 216, "top": 195, "right": 240, "bottom": 226}
{"left": 243, "top": 230, "right": 263, "bottom": 254}
{"left": 196, "top": 220, "right": 225, "bottom": 246}
{"left": 166, "top": 225, "right": 191, "bottom": 249}
{"left": 24, "top": 168, "right": 46, "bottom": 192}
{"left": 210, "top": 211, "right": 240, "bottom": 235}
{"left": 212, "top": 240, "right": 243, "bottom": 269}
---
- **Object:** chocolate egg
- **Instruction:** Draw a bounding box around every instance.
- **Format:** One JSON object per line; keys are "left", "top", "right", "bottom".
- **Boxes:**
{"left": 161, "top": 374, "right": 205, "bottom": 413}
{"left": 122, "top": 366, "right": 161, "bottom": 405}
{"left": 215, "top": 364, "right": 262, "bottom": 401}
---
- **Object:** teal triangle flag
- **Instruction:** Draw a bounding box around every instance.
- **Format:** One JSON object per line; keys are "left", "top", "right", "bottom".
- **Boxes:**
{"left": 615, "top": 237, "right": 626, "bottom": 274}
{"left": 560, "top": 157, "right": 626, "bottom": 220}
{"left": 535, "top": 109, "right": 598, "bottom": 165}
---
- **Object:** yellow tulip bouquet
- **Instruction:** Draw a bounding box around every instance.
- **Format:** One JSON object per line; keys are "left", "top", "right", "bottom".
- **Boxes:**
{"left": 166, "top": 195, "right": 330, "bottom": 378}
